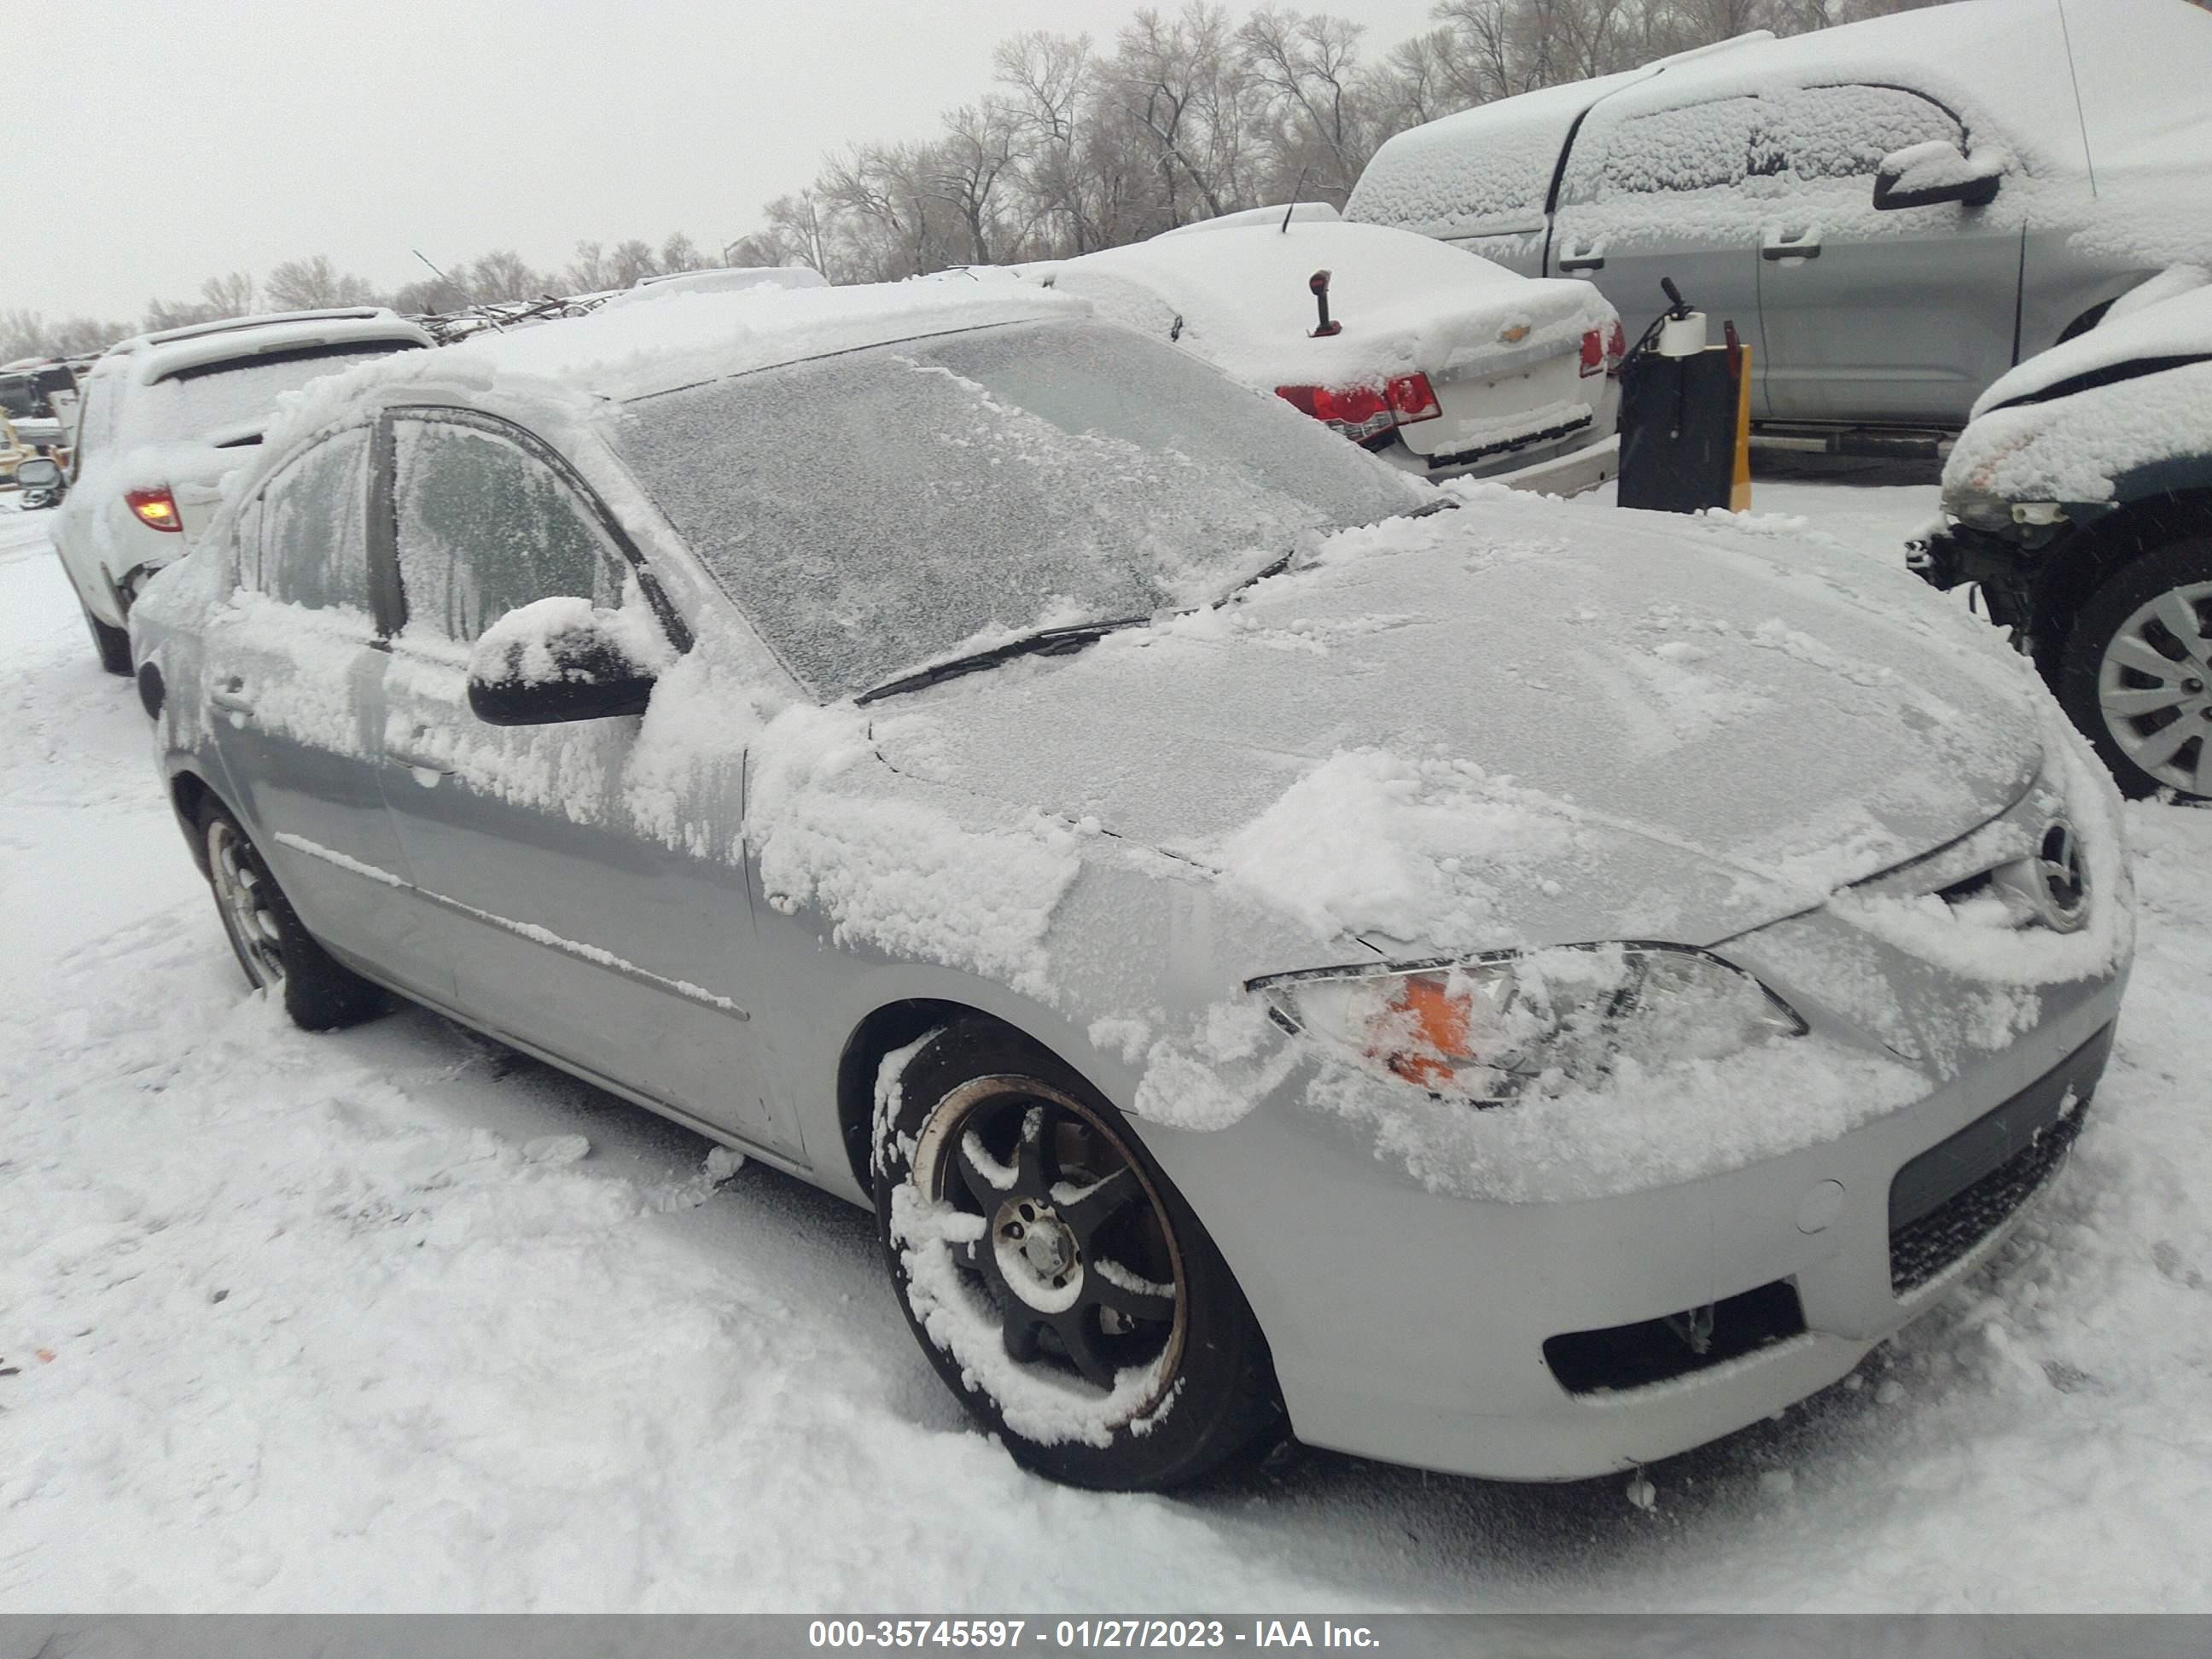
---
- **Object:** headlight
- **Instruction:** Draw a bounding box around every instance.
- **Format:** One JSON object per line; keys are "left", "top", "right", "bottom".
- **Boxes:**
{"left": 1254, "top": 944, "right": 1806, "bottom": 1106}
{"left": 1944, "top": 486, "right": 2017, "bottom": 533}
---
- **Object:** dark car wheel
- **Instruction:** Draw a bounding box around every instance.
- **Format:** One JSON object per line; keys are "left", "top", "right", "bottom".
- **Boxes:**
{"left": 2057, "top": 536, "right": 2212, "bottom": 800}
{"left": 198, "top": 800, "right": 385, "bottom": 1031}
{"left": 82, "top": 600, "right": 131, "bottom": 676}
{"left": 874, "top": 1020, "right": 1281, "bottom": 1490}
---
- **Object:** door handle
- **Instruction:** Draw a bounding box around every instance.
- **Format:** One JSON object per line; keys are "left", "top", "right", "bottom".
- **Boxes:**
{"left": 388, "top": 725, "right": 452, "bottom": 778}
{"left": 210, "top": 677, "right": 255, "bottom": 717}
{"left": 1558, "top": 252, "right": 1605, "bottom": 272}
{"left": 1762, "top": 233, "right": 1822, "bottom": 260}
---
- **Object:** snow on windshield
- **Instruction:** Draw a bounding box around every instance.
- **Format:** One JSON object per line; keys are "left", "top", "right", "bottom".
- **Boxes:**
{"left": 123, "top": 345, "right": 420, "bottom": 447}
{"left": 610, "top": 318, "right": 1424, "bottom": 701}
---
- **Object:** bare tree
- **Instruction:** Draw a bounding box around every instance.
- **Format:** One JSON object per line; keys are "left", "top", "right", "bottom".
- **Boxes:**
{"left": 465, "top": 249, "right": 545, "bottom": 304}
{"left": 1240, "top": 8, "right": 1373, "bottom": 201}
{"left": 265, "top": 255, "right": 381, "bottom": 311}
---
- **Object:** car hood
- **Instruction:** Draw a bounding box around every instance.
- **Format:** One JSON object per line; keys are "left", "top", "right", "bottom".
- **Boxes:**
{"left": 866, "top": 497, "right": 2045, "bottom": 960}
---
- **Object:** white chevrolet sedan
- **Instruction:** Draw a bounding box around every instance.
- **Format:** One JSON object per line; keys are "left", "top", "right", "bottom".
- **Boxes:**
{"left": 131, "top": 282, "right": 2131, "bottom": 1491}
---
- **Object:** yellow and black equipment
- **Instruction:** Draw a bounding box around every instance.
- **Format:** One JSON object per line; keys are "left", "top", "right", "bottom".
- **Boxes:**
{"left": 1615, "top": 278, "right": 1753, "bottom": 515}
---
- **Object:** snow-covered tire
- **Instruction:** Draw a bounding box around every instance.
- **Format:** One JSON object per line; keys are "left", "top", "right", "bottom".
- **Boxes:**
{"left": 197, "top": 799, "right": 385, "bottom": 1031}
{"left": 2056, "top": 537, "right": 2212, "bottom": 800}
{"left": 873, "top": 1020, "right": 1281, "bottom": 1490}
{"left": 83, "top": 601, "right": 131, "bottom": 676}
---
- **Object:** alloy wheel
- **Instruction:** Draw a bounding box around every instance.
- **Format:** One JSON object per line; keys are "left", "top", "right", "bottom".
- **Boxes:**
{"left": 912, "top": 1079, "right": 1185, "bottom": 1409}
{"left": 2095, "top": 579, "right": 2212, "bottom": 796}
{"left": 207, "top": 818, "right": 287, "bottom": 988}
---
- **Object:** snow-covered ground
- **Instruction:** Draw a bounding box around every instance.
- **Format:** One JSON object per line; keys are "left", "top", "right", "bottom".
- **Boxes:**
{"left": 3, "top": 471, "right": 2209, "bottom": 1612}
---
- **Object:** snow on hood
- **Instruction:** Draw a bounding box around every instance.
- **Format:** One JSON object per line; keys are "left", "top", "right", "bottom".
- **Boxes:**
{"left": 1047, "top": 222, "right": 1610, "bottom": 390}
{"left": 869, "top": 493, "right": 2046, "bottom": 963}
{"left": 1947, "top": 283, "right": 2212, "bottom": 504}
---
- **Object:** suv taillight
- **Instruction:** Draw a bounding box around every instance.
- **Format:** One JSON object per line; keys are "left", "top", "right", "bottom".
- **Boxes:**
{"left": 125, "top": 486, "right": 182, "bottom": 533}
{"left": 1276, "top": 374, "right": 1441, "bottom": 444}
{"left": 1578, "top": 329, "right": 1605, "bottom": 377}
{"left": 1605, "top": 319, "right": 1627, "bottom": 379}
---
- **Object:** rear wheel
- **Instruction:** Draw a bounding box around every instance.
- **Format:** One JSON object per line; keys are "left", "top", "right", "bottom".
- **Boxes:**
{"left": 199, "top": 800, "right": 385, "bottom": 1030}
{"left": 81, "top": 600, "right": 131, "bottom": 676}
{"left": 2057, "top": 537, "right": 2212, "bottom": 800}
{"left": 874, "top": 1021, "right": 1280, "bottom": 1490}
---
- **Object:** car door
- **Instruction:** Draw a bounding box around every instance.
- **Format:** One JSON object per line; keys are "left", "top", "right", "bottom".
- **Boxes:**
{"left": 196, "top": 425, "right": 451, "bottom": 1001}
{"left": 371, "top": 409, "right": 795, "bottom": 1155}
{"left": 1549, "top": 94, "right": 1768, "bottom": 410}
{"left": 1753, "top": 84, "right": 2025, "bottom": 426}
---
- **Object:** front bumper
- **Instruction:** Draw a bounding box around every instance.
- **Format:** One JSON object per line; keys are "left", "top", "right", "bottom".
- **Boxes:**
{"left": 1155, "top": 964, "right": 2123, "bottom": 1482}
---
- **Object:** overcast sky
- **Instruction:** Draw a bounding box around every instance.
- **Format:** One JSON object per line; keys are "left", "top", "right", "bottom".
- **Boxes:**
{"left": 17, "top": 0, "right": 1443, "bottom": 322}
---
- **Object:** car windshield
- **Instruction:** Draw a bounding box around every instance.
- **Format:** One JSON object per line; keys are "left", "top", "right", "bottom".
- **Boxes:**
{"left": 122, "top": 342, "right": 420, "bottom": 447}
{"left": 610, "top": 317, "right": 1427, "bottom": 701}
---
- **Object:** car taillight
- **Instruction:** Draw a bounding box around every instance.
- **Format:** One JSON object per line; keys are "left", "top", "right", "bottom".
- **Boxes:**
{"left": 1578, "top": 329, "right": 1605, "bottom": 377}
{"left": 1385, "top": 372, "right": 1441, "bottom": 424}
{"left": 1605, "top": 319, "right": 1627, "bottom": 378}
{"left": 125, "top": 486, "right": 182, "bottom": 533}
{"left": 1276, "top": 373, "right": 1441, "bottom": 444}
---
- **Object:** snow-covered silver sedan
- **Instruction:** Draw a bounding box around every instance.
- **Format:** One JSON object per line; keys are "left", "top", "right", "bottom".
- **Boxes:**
{"left": 131, "top": 282, "right": 2133, "bottom": 1492}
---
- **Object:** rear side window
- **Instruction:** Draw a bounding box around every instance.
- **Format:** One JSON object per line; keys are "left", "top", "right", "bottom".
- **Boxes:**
{"left": 259, "top": 428, "right": 373, "bottom": 614}
{"left": 391, "top": 419, "right": 624, "bottom": 643}
{"left": 1562, "top": 96, "right": 1759, "bottom": 201}
{"left": 1768, "top": 85, "right": 1965, "bottom": 182}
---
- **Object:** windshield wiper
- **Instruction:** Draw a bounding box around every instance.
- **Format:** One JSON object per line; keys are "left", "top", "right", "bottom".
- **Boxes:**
{"left": 856, "top": 618, "right": 1148, "bottom": 706}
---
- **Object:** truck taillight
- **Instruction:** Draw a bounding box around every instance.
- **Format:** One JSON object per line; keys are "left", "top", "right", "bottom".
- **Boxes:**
{"left": 1579, "top": 329, "right": 1605, "bottom": 377}
{"left": 125, "top": 486, "right": 182, "bottom": 533}
{"left": 1605, "top": 319, "right": 1627, "bottom": 378}
{"left": 1276, "top": 374, "right": 1441, "bottom": 444}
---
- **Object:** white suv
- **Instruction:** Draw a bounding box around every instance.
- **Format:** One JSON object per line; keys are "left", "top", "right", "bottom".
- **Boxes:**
{"left": 51, "top": 309, "right": 432, "bottom": 673}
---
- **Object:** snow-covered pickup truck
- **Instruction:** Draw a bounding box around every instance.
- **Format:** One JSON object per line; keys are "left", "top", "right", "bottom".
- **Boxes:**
{"left": 1346, "top": 0, "right": 2212, "bottom": 447}
{"left": 1912, "top": 273, "right": 2212, "bottom": 800}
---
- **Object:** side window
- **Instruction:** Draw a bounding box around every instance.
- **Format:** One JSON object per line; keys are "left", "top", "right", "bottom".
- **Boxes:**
{"left": 1562, "top": 96, "right": 1760, "bottom": 203}
{"left": 1769, "top": 85, "right": 1965, "bottom": 183}
{"left": 392, "top": 418, "right": 625, "bottom": 644}
{"left": 260, "top": 428, "right": 374, "bottom": 614}
{"left": 68, "top": 379, "right": 108, "bottom": 478}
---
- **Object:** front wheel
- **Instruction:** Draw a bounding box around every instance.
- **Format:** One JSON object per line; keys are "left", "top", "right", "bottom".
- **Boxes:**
{"left": 2056, "top": 536, "right": 2212, "bottom": 800}
{"left": 874, "top": 1021, "right": 1281, "bottom": 1490}
{"left": 199, "top": 800, "right": 385, "bottom": 1030}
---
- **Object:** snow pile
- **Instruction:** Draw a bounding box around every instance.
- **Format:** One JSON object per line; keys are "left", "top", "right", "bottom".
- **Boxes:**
{"left": 1048, "top": 220, "right": 1610, "bottom": 390}
{"left": 1213, "top": 748, "right": 1586, "bottom": 951}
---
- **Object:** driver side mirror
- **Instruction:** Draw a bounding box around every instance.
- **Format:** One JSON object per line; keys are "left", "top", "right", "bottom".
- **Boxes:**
{"left": 13, "top": 455, "right": 62, "bottom": 497}
{"left": 466, "top": 596, "right": 663, "bottom": 726}
{"left": 1872, "top": 140, "right": 2005, "bottom": 211}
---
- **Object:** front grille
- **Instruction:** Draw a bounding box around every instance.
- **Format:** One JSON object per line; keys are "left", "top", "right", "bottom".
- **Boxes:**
{"left": 1887, "top": 1022, "right": 2112, "bottom": 1295}
{"left": 1888, "top": 1107, "right": 2083, "bottom": 1294}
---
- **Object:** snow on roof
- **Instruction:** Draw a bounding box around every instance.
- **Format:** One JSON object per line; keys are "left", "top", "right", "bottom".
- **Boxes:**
{"left": 100, "top": 311, "right": 433, "bottom": 387}
{"left": 2063, "top": 0, "right": 2212, "bottom": 180}
{"left": 616, "top": 265, "right": 831, "bottom": 300}
{"left": 251, "top": 280, "right": 1089, "bottom": 465}
{"left": 1048, "top": 219, "right": 1609, "bottom": 389}
{"left": 1155, "top": 202, "right": 1343, "bottom": 238}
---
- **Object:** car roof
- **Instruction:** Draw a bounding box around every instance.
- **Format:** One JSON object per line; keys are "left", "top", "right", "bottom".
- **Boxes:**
{"left": 329, "top": 280, "right": 1084, "bottom": 410}
{"left": 100, "top": 310, "right": 435, "bottom": 387}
